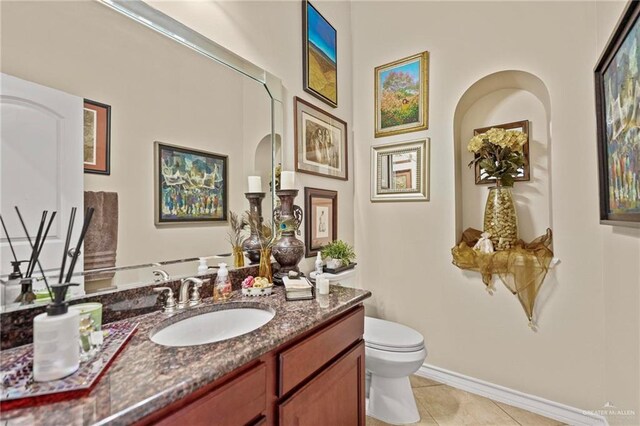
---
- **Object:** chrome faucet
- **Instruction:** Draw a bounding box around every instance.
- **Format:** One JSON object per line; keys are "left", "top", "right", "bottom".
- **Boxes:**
{"left": 152, "top": 269, "right": 170, "bottom": 283}
{"left": 178, "top": 277, "right": 204, "bottom": 309}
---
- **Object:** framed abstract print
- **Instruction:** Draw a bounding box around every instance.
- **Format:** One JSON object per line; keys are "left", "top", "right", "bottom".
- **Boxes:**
{"left": 294, "top": 96, "right": 348, "bottom": 180}
{"left": 375, "top": 51, "right": 429, "bottom": 138}
{"left": 302, "top": 0, "right": 337, "bottom": 108}
{"left": 83, "top": 99, "right": 111, "bottom": 175}
{"left": 595, "top": 0, "right": 640, "bottom": 226}
{"left": 371, "top": 139, "right": 429, "bottom": 202}
{"left": 154, "top": 142, "right": 228, "bottom": 225}
{"left": 304, "top": 187, "right": 337, "bottom": 257}
{"left": 474, "top": 120, "right": 530, "bottom": 185}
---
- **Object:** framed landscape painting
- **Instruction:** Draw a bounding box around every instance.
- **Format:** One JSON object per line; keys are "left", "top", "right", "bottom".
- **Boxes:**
{"left": 302, "top": 0, "right": 337, "bottom": 108}
{"left": 154, "top": 142, "right": 228, "bottom": 225}
{"left": 83, "top": 99, "right": 111, "bottom": 175}
{"left": 305, "top": 187, "right": 337, "bottom": 257}
{"left": 474, "top": 120, "right": 530, "bottom": 185}
{"left": 294, "top": 96, "right": 348, "bottom": 180}
{"left": 595, "top": 0, "right": 640, "bottom": 226}
{"left": 375, "top": 52, "right": 429, "bottom": 138}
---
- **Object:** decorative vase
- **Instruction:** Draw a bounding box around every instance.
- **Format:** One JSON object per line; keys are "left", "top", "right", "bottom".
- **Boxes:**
{"left": 326, "top": 258, "right": 342, "bottom": 270}
{"left": 232, "top": 246, "right": 245, "bottom": 268}
{"left": 483, "top": 184, "right": 518, "bottom": 251}
{"left": 242, "top": 192, "right": 266, "bottom": 264}
{"left": 272, "top": 189, "right": 304, "bottom": 284}
{"left": 258, "top": 247, "right": 273, "bottom": 282}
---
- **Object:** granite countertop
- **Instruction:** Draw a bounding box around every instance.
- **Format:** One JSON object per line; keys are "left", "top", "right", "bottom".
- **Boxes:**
{"left": 0, "top": 286, "right": 371, "bottom": 425}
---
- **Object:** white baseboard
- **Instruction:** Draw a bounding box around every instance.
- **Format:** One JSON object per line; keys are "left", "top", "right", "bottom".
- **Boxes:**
{"left": 416, "top": 364, "right": 608, "bottom": 426}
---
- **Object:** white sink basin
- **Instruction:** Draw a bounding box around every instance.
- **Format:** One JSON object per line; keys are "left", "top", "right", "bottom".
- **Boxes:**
{"left": 150, "top": 307, "right": 275, "bottom": 347}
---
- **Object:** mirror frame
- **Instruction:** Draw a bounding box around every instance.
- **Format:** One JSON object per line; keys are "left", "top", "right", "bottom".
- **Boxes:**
{"left": 370, "top": 139, "right": 430, "bottom": 202}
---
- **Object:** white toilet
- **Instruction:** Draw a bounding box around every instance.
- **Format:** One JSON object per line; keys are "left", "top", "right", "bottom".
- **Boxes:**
{"left": 311, "top": 268, "right": 428, "bottom": 425}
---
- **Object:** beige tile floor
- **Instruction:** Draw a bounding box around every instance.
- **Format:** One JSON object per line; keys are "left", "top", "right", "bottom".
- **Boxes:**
{"left": 366, "top": 375, "right": 564, "bottom": 426}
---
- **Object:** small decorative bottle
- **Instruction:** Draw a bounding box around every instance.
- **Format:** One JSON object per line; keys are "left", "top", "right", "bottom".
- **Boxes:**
{"left": 213, "top": 263, "right": 232, "bottom": 302}
{"left": 315, "top": 252, "right": 323, "bottom": 275}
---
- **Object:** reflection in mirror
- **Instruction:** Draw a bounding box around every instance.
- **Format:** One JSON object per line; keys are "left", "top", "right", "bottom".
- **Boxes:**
{"left": 371, "top": 139, "right": 430, "bottom": 202}
{"left": 0, "top": 0, "right": 282, "bottom": 310}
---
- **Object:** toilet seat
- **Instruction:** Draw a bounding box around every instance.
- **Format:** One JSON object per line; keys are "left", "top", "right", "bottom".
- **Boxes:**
{"left": 365, "top": 317, "right": 424, "bottom": 353}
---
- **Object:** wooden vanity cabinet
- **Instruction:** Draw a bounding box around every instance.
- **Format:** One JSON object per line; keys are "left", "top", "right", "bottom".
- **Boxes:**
{"left": 138, "top": 305, "right": 365, "bottom": 426}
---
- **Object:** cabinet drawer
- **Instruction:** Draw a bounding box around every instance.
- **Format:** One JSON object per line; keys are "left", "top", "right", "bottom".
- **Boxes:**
{"left": 156, "top": 362, "right": 266, "bottom": 426}
{"left": 278, "top": 306, "right": 364, "bottom": 396}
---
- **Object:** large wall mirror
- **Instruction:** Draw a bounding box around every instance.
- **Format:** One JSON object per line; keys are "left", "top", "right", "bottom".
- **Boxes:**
{"left": 0, "top": 0, "right": 283, "bottom": 309}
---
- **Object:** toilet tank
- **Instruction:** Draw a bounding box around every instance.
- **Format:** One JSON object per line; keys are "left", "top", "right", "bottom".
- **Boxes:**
{"left": 310, "top": 267, "right": 358, "bottom": 288}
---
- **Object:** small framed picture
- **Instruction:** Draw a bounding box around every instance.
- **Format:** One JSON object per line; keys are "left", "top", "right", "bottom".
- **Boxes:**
{"left": 305, "top": 187, "right": 337, "bottom": 257}
{"left": 294, "top": 96, "right": 348, "bottom": 180}
{"left": 371, "top": 139, "right": 429, "bottom": 202}
{"left": 473, "top": 120, "right": 530, "bottom": 185}
{"left": 594, "top": 0, "right": 640, "bottom": 226}
{"left": 302, "top": 0, "right": 337, "bottom": 108}
{"left": 154, "top": 142, "right": 228, "bottom": 225}
{"left": 83, "top": 99, "right": 111, "bottom": 175}
{"left": 375, "top": 51, "right": 429, "bottom": 138}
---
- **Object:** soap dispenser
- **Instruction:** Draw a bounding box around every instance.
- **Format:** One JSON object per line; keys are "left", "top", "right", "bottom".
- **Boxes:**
{"left": 197, "top": 257, "right": 208, "bottom": 275}
{"left": 315, "top": 252, "right": 323, "bottom": 275}
{"left": 213, "top": 263, "right": 232, "bottom": 301}
{"left": 33, "top": 283, "right": 80, "bottom": 382}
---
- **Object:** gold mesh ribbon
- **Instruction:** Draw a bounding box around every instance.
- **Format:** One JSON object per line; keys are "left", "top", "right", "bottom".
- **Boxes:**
{"left": 452, "top": 228, "right": 554, "bottom": 325}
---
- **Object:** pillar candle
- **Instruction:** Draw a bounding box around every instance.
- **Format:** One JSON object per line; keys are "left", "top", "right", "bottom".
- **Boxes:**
{"left": 280, "top": 171, "right": 295, "bottom": 190}
{"left": 248, "top": 176, "right": 262, "bottom": 193}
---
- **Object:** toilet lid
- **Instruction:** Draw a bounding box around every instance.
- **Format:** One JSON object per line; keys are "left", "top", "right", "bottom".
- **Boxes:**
{"left": 364, "top": 317, "right": 424, "bottom": 352}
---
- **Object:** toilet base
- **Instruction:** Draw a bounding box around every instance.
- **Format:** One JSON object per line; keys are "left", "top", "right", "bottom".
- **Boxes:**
{"left": 366, "top": 374, "right": 420, "bottom": 425}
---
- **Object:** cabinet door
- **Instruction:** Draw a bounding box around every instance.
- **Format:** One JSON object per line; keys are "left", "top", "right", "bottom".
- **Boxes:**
{"left": 279, "top": 341, "right": 365, "bottom": 426}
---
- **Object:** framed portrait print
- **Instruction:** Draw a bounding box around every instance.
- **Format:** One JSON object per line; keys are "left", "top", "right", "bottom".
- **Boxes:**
{"left": 294, "top": 96, "right": 348, "bottom": 180}
{"left": 83, "top": 99, "right": 111, "bottom": 175}
{"left": 474, "top": 120, "right": 530, "bottom": 185}
{"left": 375, "top": 51, "right": 429, "bottom": 138}
{"left": 302, "top": 0, "right": 337, "bottom": 108}
{"left": 305, "top": 187, "right": 337, "bottom": 257}
{"left": 371, "top": 139, "right": 429, "bottom": 202}
{"left": 595, "top": 0, "right": 640, "bottom": 227}
{"left": 154, "top": 142, "right": 228, "bottom": 225}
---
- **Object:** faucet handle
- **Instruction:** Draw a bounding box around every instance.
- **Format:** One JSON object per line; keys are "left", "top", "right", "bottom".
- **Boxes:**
{"left": 153, "top": 286, "right": 176, "bottom": 312}
{"left": 152, "top": 269, "right": 170, "bottom": 283}
{"left": 188, "top": 279, "right": 205, "bottom": 307}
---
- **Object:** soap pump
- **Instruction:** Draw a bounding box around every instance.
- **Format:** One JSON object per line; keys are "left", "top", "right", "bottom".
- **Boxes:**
{"left": 197, "top": 257, "right": 208, "bottom": 275}
{"left": 315, "top": 252, "right": 323, "bottom": 275}
{"left": 33, "top": 283, "right": 80, "bottom": 382}
{"left": 213, "top": 263, "right": 232, "bottom": 302}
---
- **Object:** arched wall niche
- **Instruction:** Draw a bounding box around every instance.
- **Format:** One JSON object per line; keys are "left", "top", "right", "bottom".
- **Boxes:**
{"left": 453, "top": 70, "right": 553, "bottom": 243}
{"left": 254, "top": 132, "right": 282, "bottom": 186}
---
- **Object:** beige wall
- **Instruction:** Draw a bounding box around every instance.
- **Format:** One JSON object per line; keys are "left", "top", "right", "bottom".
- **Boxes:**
{"left": 148, "top": 0, "right": 355, "bottom": 272}
{"left": 352, "top": 0, "right": 639, "bottom": 423}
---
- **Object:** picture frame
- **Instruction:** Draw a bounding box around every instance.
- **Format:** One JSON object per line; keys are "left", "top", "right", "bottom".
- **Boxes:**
{"left": 83, "top": 99, "right": 111, "bottom": 175}
{"left": 371, "top": 139, "right": 429, "bottom": 202}
{"left": 294, "top": 96, "right": 348, "bottom": 180}
{"left": 304, "top": 187, "right": 338, "bottom": 257}
{"left": 302, "top": 0, "right": 337, "bottom": 108}
{"left": 375, "top": 51, "right": 429, "bottom": 138}
{"left": 154, "top": 141, "right": 228, "bottom": 225}
{"left": 594, "top": 0, "right": 640, "bottom": 227}
{"left": 473, "top": 120, "right": 530, "bottom": 185}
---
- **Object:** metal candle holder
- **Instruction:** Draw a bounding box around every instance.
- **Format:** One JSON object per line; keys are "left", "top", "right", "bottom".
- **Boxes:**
{"left": 242, "top": 192, "right": 266, "bottom": 264}
{"left": 272, "top": 189, "right": 304, "bottom": 284}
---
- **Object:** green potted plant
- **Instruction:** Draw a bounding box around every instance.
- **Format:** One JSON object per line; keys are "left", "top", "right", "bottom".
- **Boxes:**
{"left": 321, "top": 240, "right": 356, "bottom": 271}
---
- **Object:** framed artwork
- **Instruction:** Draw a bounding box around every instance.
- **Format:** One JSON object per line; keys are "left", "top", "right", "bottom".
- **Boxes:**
{"left": 302, "top": 0, "right": 337, "bottom": 108}
{"left": 473, "top": 120, "right": 530, "bottom": 185}
{"left": 83, "top": 99, "right": 111, "bottom": 175}
{"left": 304, "top": 187, "right": 337, "bottom": 257}
{"left": 371, "top": 139, "right": 429, "bottom": 202}
{"left": 375, "top": 52, "right": 429, "bottom": 138}
{"left": 154, "top": 142, "right": 228, "bottom": 225}
{"left": 595, "top": 0, "right": 640, "bottom": 227}
{"left": 294, "top": 96, "right": 348, "bottom": 180}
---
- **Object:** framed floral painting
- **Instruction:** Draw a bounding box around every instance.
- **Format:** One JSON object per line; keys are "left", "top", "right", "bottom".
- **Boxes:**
{"left": 595, "top": 0, "right": 640, "bottom": 226}
{"left": 375, "top": 52, "right": 429, "bottom": 138}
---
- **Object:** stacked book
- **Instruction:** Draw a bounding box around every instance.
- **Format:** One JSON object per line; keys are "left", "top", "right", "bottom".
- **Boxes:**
{"left": 283, "top": 276, "right": 314, "bottom": 301}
